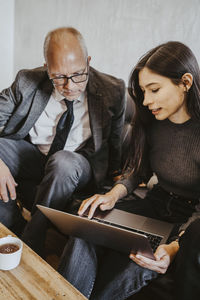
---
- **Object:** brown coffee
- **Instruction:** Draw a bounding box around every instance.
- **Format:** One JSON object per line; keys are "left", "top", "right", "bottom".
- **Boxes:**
{"left": 0, "top": 243, "right": 19, "bottom": 254}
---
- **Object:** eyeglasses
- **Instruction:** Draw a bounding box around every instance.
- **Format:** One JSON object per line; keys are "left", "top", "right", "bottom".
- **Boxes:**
{"left": 50, "top": 64, "right": 89, "bottom": 86}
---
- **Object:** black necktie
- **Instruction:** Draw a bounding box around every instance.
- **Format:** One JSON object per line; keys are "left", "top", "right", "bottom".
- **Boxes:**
{"left": 47, "top": 99, "right": 74, "bottom": 159}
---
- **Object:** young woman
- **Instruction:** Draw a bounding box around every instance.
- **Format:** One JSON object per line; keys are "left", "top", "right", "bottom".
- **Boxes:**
{"left": 58, "top": 41, "right": 200, "bottom": 300}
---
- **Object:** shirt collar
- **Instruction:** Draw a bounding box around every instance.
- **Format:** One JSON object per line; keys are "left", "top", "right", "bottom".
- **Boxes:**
{"left": 52, "top": 89, "right": 85, "bottom": 103}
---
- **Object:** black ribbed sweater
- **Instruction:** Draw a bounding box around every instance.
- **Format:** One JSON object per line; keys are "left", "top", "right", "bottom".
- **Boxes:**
{"left": 149, "top": 118, "right": 200, "bottom": 199}
{"left": 119, "top": 118, "right": 200, "bottom": 199}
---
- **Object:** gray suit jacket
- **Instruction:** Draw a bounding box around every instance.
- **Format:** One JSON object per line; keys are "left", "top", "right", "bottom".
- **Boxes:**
{"left": 0, "top": 66, "right": 125, "bottom": 186}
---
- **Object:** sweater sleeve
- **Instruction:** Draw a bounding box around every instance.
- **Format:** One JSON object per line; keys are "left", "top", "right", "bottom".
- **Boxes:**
{"left": 115, "top": 147, "right": 153, "bottom": 194}
{"left": 114, "top": 171, "right": 141, "bottom": 194}
{"left": 114, "top": 162, "right": 153, "bottom": 194}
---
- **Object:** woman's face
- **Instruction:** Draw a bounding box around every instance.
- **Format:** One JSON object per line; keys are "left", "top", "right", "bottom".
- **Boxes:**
{"left": 138, "top": 67, "right": 190, "bottom": 123}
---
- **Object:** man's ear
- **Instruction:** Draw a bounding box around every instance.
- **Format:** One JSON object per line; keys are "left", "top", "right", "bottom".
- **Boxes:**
{"left": 181, "top": 73, "right": 193, "bottom": 92}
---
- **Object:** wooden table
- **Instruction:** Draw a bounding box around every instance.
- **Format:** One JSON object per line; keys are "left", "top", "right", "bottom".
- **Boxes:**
{"left": 0, "top": 223, "right": 87, "bottom": 300}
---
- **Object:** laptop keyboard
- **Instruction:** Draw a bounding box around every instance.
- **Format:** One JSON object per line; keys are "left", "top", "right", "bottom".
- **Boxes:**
{"left": 93, "top": 217, "right": 162, "bottom": 252}
{"left": 145, "top": 232, "right": 162, "bottom": 252}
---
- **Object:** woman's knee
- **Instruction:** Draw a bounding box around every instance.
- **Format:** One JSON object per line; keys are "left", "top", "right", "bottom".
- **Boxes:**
{"left": 180, "top": 218, "right": 200, "bottom": 247}
{"left": 185, "top": 218, "right": 200, "bottom": 236}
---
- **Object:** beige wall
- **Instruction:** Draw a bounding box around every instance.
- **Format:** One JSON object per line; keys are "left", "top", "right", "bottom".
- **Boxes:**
{"left": 2, "top": 0, "right": 200, "bottom": 89}
{"left": 0, "top": 0, "right": 14, "bottom": 90}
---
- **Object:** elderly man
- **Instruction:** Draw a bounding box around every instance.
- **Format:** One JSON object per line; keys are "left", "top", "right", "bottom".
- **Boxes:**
{"left": 0, "top": 27, "right": 125, "bottom": 254}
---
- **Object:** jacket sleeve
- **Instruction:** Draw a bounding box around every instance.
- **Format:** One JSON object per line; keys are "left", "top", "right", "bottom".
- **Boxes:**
{"left": 0, "top": 71, "right": 23, "bottom": 133}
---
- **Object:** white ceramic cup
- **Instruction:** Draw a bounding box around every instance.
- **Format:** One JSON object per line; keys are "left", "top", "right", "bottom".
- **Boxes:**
{"left": 0, "top": 235, "right": 23, "bottom": 270}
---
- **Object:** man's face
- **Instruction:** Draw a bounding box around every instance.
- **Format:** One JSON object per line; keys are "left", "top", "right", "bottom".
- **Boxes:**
{"left": 46, "top": 44, "right": 90, "bottom": 101}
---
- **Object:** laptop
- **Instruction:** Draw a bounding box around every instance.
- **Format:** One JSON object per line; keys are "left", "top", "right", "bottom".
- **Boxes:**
{"left": 37, "top": 204, "right": 174, "bottom": 260}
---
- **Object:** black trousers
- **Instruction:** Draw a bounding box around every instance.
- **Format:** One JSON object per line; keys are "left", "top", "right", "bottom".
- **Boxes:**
{"left": 174, "top": 218, "right": 200, "bottom": 300}
{"left": 128, "top": 218, "right": 200, "bottom": 300}
{"left": 117, "top": 185, "right": 200, "bottom": 300}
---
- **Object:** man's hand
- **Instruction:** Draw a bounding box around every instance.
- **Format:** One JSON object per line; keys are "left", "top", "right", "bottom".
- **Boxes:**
{"left": 78, "top": 192, "right": 117, "bottom": 219}
{"left": 0, "top": 159, "right": 17, "bottom": 202}
{"left": 129, "top": 241, "right": 179, "bottom": 274}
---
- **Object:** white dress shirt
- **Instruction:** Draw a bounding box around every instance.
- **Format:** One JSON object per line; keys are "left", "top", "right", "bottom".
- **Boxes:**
{"left": 29, "top": 89, "right": 91, "bottom": 155}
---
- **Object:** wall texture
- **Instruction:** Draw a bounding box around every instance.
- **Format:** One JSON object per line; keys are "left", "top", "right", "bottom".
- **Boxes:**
{"left": 0, "top": 0, "right": 14, "bottom": 90}
{"left": 9, "top": 0, "right": 200, "bottom": 86}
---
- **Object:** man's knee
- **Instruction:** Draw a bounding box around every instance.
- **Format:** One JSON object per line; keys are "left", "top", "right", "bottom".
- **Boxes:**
{"left": 46, "top": 150, "right": 90, "bottom": 180}
{"left": 0, "top": 200, "right": 22, "bottom": 228}
{"left": 0, "top": 138, "right": 13, "bottom": 158}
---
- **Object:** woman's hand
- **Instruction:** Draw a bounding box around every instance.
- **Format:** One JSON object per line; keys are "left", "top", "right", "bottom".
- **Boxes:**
{"left": 129, "top": 241, "right": 179, "bottom": 274}
{"left": 78, "top": 184, "right": 128, "bottom": 219}
{"left": 78, "top": 192, "right": 118, "bottom": 219}
{"left": 0, "top": 159, "right": 17, "bottom": 202}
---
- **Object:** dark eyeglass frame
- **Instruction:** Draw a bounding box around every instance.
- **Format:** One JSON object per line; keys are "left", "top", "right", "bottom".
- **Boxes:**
{"left": 49, "top": 61, "right": 89, "bottom": 86}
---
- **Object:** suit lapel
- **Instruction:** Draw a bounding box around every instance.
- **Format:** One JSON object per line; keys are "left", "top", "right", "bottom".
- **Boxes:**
{"left": 18, "top": 79, "right": 53, "bottom": 137}
{"left": 87, "top": 70, "right": 103, "bottom": 152}
{"left": 27, "top": 80, "right": 53, "bottom": 126}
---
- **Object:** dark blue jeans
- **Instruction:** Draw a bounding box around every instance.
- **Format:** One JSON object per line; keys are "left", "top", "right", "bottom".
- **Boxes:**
{"left": 58, "top": 237, "right": 158, "bottom": 300}
{"left": 59, "top": 219, "right": 200, "bottom": 300}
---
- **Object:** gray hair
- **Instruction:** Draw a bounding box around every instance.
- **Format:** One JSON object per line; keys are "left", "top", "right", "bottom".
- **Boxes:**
{"left": 43, "top": 27, "right": 88, "bottom": 62}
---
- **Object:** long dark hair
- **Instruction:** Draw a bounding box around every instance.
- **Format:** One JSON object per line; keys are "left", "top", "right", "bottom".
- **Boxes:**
{"left": 126, "top": 41, "right": 200, "bottom": 174}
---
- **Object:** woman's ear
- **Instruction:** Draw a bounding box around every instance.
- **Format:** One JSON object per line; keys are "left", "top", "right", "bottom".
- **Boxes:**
{"left": 181, "top": 73, "right": 193, "bottom": 92}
